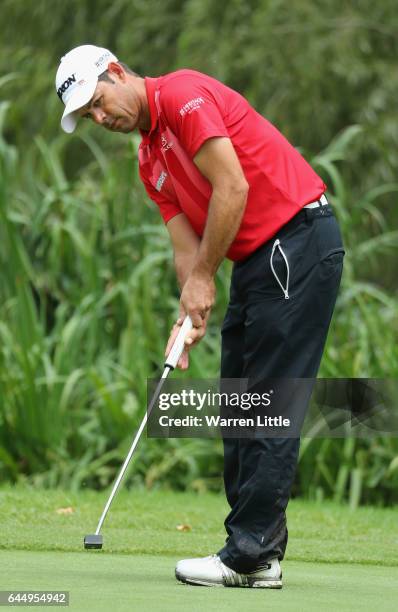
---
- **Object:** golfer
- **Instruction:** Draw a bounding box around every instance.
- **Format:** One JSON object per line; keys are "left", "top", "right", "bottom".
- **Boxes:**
{"left": 56, "top": 45, "right": 345, "bottom": 588}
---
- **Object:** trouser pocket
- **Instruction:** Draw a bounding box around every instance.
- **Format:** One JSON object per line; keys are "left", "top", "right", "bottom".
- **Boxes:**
{"left": 270, "top": 239, "right": 290, "bottom": 299}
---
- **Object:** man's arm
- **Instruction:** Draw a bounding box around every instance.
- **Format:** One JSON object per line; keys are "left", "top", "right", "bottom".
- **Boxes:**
{"left": 166, "top": 213, "right": 201, "bottom": 290}
{"left": 191, "top": 136, "right": 249, "bottom": 277}
{"left": 165, "top": 136, "right": 248, "bottom": 366}
{"left": 179, "top": 137, "right": 248, "bottom": 337}
{"left": 164, "top": 213, "right": 200, "bottom": 369}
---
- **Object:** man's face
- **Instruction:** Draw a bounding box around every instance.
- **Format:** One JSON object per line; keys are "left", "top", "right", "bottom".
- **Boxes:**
{"left": 78, "top": 70, "right": 142, "bottom": 133}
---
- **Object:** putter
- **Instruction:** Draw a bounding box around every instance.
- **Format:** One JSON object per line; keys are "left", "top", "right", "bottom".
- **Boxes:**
{"left": 84, "top": 316, "right": 193, "bottom": 550}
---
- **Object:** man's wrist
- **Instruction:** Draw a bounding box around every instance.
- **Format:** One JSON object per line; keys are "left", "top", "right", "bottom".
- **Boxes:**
{"left": 190, "top": 260, "right": 216, "bottom": 280}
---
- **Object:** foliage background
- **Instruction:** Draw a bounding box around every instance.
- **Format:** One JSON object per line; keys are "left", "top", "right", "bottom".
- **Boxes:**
{"left": 0, "top": 0, "right": 397, "bottom": 507}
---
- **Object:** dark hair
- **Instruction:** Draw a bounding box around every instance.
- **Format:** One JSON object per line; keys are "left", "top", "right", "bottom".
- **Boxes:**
{"left": 98, "top": 62, "right": 140, "bottom": 83}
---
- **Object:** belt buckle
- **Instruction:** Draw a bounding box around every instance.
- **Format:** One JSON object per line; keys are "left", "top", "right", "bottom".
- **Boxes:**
{"left": 304, "top": 194, "right": 328, "bottom": 209}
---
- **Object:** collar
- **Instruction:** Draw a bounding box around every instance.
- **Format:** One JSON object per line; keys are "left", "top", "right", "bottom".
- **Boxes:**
{"left": 140, "top": 76, "right": 160, "bottom": 141}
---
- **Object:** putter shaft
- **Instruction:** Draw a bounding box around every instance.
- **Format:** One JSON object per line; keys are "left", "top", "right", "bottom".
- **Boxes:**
{"left": 86, "top": 316, "right": 192, "bottom": 544}
{"left": 95, "top": 367, "right": 171, "bottom": 535}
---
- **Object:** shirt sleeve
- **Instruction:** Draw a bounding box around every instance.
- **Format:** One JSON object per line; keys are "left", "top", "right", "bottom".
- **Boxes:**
{"left": 138, "top": 163, "right": 182, "bottom": 225}
{"left": 160, "top": 77, "right": 229, "bottom": 158}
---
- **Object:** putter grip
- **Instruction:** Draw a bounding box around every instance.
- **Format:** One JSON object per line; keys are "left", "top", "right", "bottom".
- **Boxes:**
{"left": 165, "top": 316, "right": 193, "bottom": 369}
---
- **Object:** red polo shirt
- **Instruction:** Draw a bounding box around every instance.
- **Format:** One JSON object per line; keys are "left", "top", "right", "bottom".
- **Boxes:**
{"left": 138, "top": 69, "right": 326, "bottom": 261}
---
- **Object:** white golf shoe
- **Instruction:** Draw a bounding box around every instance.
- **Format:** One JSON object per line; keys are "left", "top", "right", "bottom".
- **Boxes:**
{"left": 175, "top": 554, "right": 282, "bottom": 588}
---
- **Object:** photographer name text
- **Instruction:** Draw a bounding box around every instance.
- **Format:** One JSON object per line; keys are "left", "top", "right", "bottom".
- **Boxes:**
{"left": 158, "top": 415, "right": 290, "bottom": 427}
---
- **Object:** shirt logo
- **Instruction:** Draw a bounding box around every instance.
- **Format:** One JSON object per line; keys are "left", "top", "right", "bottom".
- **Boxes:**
{"left": 161, "top": 135, "right": 173, "bottom": 152}
{"left": 179, "top": 97, "right": 205, "bottom": 116}
{"left": 156, "top": 171, "right": 168, "bottom": 192}
{"left": 57, "top": 73, "right": 76, "bottom": 100}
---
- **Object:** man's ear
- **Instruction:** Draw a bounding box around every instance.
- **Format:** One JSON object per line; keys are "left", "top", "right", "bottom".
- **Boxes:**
{"left": 107, "top": 62, "right": 125, "bottom": 81}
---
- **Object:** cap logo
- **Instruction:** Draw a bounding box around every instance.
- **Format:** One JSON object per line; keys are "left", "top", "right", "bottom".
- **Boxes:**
{"left": 95, "top": 52, "right": 111, "bottom": 69}
{"left": 57, "top": 73, "right": 77, "bottom": 100}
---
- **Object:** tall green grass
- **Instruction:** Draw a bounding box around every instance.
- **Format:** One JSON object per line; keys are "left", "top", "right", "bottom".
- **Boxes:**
{"left": 0, "top": 105, "right": 226, "bottom": 492}
{"left": 0, "top": 103, "right": 397, "bottom": 505}
{"left": 300, "top": 126, "right": 398, "bottom": 507}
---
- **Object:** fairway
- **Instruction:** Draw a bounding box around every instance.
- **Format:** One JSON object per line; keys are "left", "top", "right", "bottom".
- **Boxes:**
{"left": 1, "top": 550, "right": 397, "bottom": 612}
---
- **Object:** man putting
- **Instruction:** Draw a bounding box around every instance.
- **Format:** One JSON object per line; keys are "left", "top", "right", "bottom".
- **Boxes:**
{"left": 56, "top": 45, "right": 345, "bottom": 588}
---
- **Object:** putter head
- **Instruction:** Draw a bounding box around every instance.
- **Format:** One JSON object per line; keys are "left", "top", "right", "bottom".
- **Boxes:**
{"left": 84, "top": 534, "right": 103, "bottom": 550}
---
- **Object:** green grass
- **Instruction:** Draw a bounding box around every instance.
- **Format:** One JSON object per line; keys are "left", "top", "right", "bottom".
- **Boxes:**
{"left": 1, "top": 485, "right": 397, "bottom": 565}
{"left": 0, "top": 486, "right": 397, "bottom": 611}
{"left": 1, "top": 552, "right": 397, "bottom": 612}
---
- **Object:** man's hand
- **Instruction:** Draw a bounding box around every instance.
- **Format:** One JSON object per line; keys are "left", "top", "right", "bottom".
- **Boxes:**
{"left": 165, "top": 322, "right": 190, "bottom": 370}
{"left": 164, "top": 270, "right": 215, "bottom": 369}
{"left": 180, "top": 268, "right": 215, "bottom": 342}
{"left": 180, "top": 269, "right": 215, "bottom": 325}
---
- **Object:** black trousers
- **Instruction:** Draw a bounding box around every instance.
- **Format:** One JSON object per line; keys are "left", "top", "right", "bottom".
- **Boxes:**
{"left": 217, "top": 205, "right": 345, "bottom": 573}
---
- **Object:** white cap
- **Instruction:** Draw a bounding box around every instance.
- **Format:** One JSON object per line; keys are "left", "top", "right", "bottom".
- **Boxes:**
{"left": 55, "top": 44, "right": 118, "bottom": 133}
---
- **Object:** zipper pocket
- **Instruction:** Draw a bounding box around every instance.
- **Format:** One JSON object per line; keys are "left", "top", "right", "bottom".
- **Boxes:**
{"left": 270, "top": 239, "right": 290, "bottom": 299}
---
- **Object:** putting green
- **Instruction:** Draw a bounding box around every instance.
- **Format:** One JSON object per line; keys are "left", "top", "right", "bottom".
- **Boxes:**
{"left": 0, "top": 550, "right": 397, "bottom": 612}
